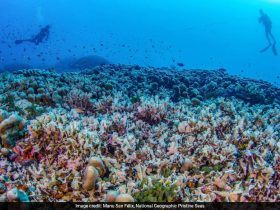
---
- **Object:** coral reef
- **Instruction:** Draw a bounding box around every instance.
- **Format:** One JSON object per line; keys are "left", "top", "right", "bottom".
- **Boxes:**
{"left": 0, "top": 64, "right": 279, "bottom": 202}
{"left": 133, "top": 178, "right": 178, "bottom": 202}
{"left": 0, "top": 110, "right": 26, "bottom": 148}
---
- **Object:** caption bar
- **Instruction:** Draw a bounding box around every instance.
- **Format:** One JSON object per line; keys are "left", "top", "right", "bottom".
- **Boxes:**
{"left": 75, "top": 203, "right": 206, "bottom": 209}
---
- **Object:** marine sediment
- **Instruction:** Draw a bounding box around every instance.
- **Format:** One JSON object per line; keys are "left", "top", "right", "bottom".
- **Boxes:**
{"left": 0, "top": 64, "right": 279, "bottom": 202}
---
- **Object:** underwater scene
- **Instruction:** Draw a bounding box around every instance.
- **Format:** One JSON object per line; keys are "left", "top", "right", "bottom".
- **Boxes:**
{"left": 0, "top": 0, "right": 280, "bottom": 203}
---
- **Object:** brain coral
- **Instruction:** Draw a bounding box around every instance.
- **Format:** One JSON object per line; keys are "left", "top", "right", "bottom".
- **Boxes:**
{"left": 0, "top": 110, "right": 26, "bottom": 148}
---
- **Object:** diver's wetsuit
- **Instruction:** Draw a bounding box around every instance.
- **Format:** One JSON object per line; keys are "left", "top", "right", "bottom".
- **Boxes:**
{"left": 259, "top": 11, "right": 275, "bottom": 44}
{"left": 15, "top": 25, "right": 50, "bottom": 45}
{"left": 259, "top": 10, "right": 277, "bottom": 55}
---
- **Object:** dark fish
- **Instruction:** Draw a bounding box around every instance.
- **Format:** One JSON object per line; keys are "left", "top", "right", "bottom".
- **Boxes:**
{"left": 177, "top": 62, "right": 184, "bottom": 67}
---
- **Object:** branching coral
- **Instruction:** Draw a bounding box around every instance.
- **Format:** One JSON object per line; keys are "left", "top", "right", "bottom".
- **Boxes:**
{"left": 66, "top": 88, "right": 93, "bottom": 112}
{"left": 135, "top": 96, "right": 169, "bottom": 125}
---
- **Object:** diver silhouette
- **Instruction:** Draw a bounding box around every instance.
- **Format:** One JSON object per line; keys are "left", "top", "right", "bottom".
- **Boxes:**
{"left": 15, "top": 25, "right": 50, "bottom": 45}
{"left": 258, "top": 10, "right": 277, "bottom": 56}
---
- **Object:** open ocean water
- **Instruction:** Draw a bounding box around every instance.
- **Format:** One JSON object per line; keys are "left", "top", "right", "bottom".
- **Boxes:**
{"left": 0, "top": 0, "right": 280, "bottom": 84}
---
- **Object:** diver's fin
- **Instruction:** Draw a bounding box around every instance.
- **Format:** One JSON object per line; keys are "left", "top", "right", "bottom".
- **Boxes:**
{"left": 260, "top": 44, "right": 271, "bottom": 53}
{"left": 14, "top": 39, "right": 32, "bottom": 45}
{"left": 272, "top": 43, "right": 278, "bottom": 56}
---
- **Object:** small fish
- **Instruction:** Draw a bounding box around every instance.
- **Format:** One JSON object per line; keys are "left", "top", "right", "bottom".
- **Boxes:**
{"left": 177, "top": 62, "right": 184, "bottom": 67}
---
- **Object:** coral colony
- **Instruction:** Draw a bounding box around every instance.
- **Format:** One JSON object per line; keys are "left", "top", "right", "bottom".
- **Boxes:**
{"left": 0, "top": 64, "right": 279, "bottom": 202}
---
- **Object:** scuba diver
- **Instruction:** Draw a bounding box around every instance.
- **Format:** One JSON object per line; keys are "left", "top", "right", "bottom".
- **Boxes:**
{"left": 15, "top": 25, "right": 50, "bottom": 45}
{"left": 258, "top": 10, "right": 277, "bottom": 56}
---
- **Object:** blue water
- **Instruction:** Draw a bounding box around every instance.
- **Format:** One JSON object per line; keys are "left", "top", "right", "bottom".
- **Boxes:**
{"left": 0, "top": 0, "right": 279, "bottom": 85}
